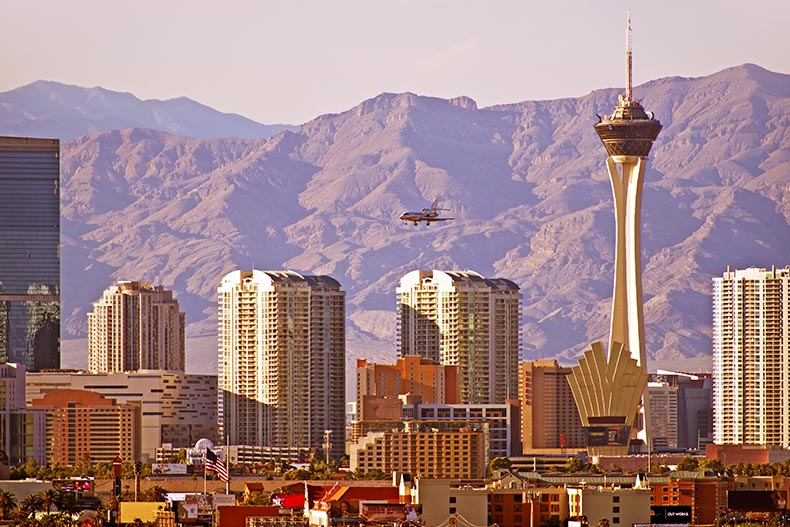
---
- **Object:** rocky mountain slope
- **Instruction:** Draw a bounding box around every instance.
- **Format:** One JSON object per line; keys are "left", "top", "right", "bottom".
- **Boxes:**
{"left": 53, "top": 64, "right": 790, "bottom": 372}
{"left": 0, "top": 81, "right": 293, "bottom": 141}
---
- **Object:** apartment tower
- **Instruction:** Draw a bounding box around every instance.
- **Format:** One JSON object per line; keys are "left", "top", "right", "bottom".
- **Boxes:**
{"left": 397, "top": 270, "right": 521, "bottom": 405}
{"left": 0, "top": 137, "right": 60, "bottom": 371}
{"left": 713, "top": 267, "right": 790, "bottom": 447}
{"left": 218, "top": 270, "right": 346, "bottom": 458}
{"left": 88, "top": 281, "right": 185, "bottom": 373}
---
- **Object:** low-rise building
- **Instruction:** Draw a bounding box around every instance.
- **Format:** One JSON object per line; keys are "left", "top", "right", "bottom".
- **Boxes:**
{"left": 27, "top": 370, "right": 217, "bottom": 461}
{"left": 350, "top": 426, "right": 486, "bottom": 479}
{"left": 414, "top": 479, "right": 489, "bottom": 527}
{"left": 567, "top": 486, "right": 651, "bottom": 527}
{"left": 30, "top": 389, "right": 140, "bottom": 464}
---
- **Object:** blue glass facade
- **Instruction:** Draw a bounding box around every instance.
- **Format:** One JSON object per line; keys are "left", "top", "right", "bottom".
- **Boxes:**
{"left": 0, "top": 137, "right": 60, "bottom": 370}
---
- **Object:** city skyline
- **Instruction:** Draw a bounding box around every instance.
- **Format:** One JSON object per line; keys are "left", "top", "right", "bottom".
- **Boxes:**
{"left": 1, "top": 2, "right": 788, "bottom": 125}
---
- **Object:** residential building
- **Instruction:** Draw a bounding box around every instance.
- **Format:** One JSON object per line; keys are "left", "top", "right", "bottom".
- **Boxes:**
{"left": 26, "top": 370, "right": 216, "bottom": 461}
{"left": 0, "top": 136, "right": 60, "bottom": 371}
{"left": 356, "top": 356, "right": 459, "bottom": 405}
{"left": 30, "top": 389, "right": 140, "bottom": 464}
{"left": 218, "top": 270, "right": 346, "bottom": 458}
{"left": 349, "top": 426, "right": 486, "bottom": 479}
{"left": 712, "top": 267, "right": 790, "bottom": 447}
{"left": 519, "top": 359, "right": 584, "bottom": 452}
{"left": 397, "top": 270, "right": 521, "bottom": 405}
{"left": 489, "top": 486, "right": 568, "bottom": 527}
{"left": 88, "top": 281, "right": 185, "bottom": 373}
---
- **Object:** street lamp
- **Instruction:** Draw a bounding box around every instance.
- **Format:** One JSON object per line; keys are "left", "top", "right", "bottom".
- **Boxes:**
{"left": 523, "top": 490, "right": 542, "bottom": 527}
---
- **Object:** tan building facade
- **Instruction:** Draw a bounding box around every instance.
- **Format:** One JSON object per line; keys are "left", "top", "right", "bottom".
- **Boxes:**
{"left": 713, "top": 267, "right": 790, "bottom": 447}
{"left": 519, "top": 360, "right": 584, "bottom": 451}
{"left": 356, "top": 356, "right": 459, "bottom": 406}
{"left": 397, "top": 270, "right": 521, "bottom": 405}
{"left": 350, "top": 427, "right": 486, "bottom": 479}
{"left": 88, "top": 281, "right": 185, "bottom": 373}
{"left": 567, "top": 486, "right": 651, "bottom": 526}
{"left": 30, "top": 389, "right": 140, "bottom": 464}
{"left": 26, "top": 370, "right": 217, "bottom": 461}
{"left": 218, "top": 270, "right": 346, "bottom": 458}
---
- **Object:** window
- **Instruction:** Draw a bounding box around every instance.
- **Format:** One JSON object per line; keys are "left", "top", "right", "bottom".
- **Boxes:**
{"left": 449, "top": 497, "right": 456, "bottom": 504}
{"left": 613, "top": 496, "right": 620, "bottom": 503}
{"left": 613, "top": 518, "right": 620, "bottom": 524}
{"left": 613, "top": 507, "right": 619, "bottom": 513}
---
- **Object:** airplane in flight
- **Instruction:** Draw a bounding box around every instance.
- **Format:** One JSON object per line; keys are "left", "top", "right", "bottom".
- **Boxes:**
{"left": 399, "top": 199, "right": 454, "bottom": 226}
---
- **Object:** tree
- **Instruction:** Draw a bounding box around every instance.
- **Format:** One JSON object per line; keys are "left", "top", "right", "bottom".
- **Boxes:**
{"left": 41, "top": 489, "right": 60, "bottom": 514}
{"left": 282, "top": 468, "right": 310, "bottom": 480}
{"left": 487, "top": 456, "right": 512, "bottom": 475}
{"left": 0, "top": 489, "right": 17, "bottom": 520}
{"left": 676, "top": 456, "right": 700, "bottom": 471}
{"left": 18, "top": 493, "right": 43, "bottom": 519}
{"left": 143, "top": 485, "right": 169, "bottom": 502}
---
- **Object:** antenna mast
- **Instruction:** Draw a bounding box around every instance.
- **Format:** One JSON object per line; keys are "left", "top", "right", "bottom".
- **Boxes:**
{"left": 626, "top": 10, "right": 633, "bottom": 100}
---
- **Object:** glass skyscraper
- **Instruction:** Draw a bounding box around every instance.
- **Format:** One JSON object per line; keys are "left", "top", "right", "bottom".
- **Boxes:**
{"left": 0, "top": 137, "right": 60, "bottom": 371}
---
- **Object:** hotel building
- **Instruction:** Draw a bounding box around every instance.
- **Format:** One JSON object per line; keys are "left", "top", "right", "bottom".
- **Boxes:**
{"left": 218, "top": 270, "right": 346, "bottom": 458}
{"left": 713, "top": 266, "right": 790, "bottom": 446}
{"left": 397, "top": 270, "right": 521, "bottom": 405}
{"left": 88, "top": 281, "right": 185, "bottom": 373}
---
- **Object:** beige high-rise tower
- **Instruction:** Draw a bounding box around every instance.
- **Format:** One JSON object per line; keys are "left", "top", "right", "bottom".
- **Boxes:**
{"left": 568, "top": 13, "right": 661, "bottom": 455}
{"left": 397, "top": 270, "right": 521, "bottom": 405}
{"left": 88, "top": 281, "right": 185, "bottom": 373}
{"left": 713, "top": 267, "right": 790, "bottom": 447}
{"left": 217, "top": 270, "right": 346, "bottom": 459}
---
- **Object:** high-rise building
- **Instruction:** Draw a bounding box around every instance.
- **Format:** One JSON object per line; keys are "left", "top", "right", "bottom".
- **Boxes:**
{"left": 0, "top": 363, "right": 46, "bottom": 466}
{"left": 712, "top": 266, "right": 790, "bottom": 447}
{"left": 569, "top": 14, "right": 660, "bottom": 455}
{"left": 519, "top": 360, "right": 584, "bottom": 452}
{"left": 88, "top": 281, "right": 185, "bottom": 373}
{"left": 218, "top": 270, "right": 346, "bottom": 458}
{"left": 396, "top": 270, "right": 521, "bottom": 405}
{"left": 648, "top": 371, "right": 712, "bottom": 451}
{"left": 0, "top": 137, "right": 60, "bottom": 371}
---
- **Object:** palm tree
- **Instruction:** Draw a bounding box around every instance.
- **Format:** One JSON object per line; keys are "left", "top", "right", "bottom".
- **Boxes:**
{"left": 0, "top": 489, "right": 18, "bottom": 520}
{"left": 18, "top": 493, "right": 44, "bottom": 519}
{"left": 40, "top": 488, "right": 59, "bottom": 514}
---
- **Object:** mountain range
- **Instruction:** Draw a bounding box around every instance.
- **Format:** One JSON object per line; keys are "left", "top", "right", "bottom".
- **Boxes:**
{"left": 4, "top": 64, "right": 790, "bottom": 375}
{"left": 0, "top": 80, "right": 294, "bottom": 141}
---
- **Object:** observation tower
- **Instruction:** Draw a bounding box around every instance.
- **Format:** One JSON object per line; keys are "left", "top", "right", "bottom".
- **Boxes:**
{"left": 569, "top": 12, "right": 662, "bottom": 456}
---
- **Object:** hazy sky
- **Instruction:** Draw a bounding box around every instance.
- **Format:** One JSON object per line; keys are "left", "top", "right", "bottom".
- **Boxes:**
{"left": 2, "top": 1, "right": 788, "bottom": 124}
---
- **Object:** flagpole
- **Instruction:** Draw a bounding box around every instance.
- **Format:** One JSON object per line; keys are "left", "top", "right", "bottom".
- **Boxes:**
{"left": 203, "top": 447, "right": 207, "bottom": 495}
{"left": 225, "top": 435, "right": 230, "bottom": 495}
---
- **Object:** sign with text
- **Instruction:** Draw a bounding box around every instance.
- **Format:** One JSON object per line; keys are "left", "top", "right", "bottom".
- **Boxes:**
{"left": 584, "top": 425, "right": 630, "bottom": 446}
{"left": 360, "top": 503, "right": 422, "bottom": 523}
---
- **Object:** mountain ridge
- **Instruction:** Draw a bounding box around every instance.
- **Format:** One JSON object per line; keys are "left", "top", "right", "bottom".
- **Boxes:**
{"left": 0, "top": 80, "right": 295, "bottom": 141}
{"left": 37, "top": 63, "right": 790, "bottom": 373}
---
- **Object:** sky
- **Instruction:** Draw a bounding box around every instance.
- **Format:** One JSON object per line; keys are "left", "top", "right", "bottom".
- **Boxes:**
{"left": 2, "top": 0, "right": 788, "bottom": 125}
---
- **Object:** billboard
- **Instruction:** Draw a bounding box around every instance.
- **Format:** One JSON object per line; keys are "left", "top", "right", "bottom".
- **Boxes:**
{"left": 585, "top": 425, "right": 630, "bottom": 446}
{"left": 152, "top": 463, "right": 188, "bottom": 475}
{"left": 728, "top": 490, "right": 787, "bottom": 511}
{"left": 652, "top": 506, "right": 692, "bottom": 524}
{"left": 360, "top": 503, "right": 422, "bottom": 524}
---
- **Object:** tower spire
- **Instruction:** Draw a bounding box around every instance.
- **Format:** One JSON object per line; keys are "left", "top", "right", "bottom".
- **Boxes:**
{"left": 626, "top": 10, "right": 632, "bottom": 100}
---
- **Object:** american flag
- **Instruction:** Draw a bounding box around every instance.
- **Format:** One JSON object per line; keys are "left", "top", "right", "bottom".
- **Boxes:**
{"left": 205, "top": 448, "right": 229, "bottom": 482}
